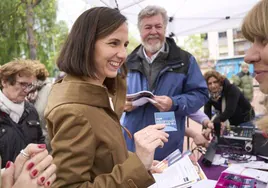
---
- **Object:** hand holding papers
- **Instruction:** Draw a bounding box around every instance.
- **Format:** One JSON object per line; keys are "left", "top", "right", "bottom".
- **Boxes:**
{"left": 149, "top": 150, "right": 207, "bottom": 188}
{"left": 126, "top": 91, "right": 157, "bottom": 106}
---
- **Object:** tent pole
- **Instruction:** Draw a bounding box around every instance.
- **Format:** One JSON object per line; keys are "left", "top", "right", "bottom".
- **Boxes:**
{"left": 120, "top": 0, "right": 147, "bottom": 11}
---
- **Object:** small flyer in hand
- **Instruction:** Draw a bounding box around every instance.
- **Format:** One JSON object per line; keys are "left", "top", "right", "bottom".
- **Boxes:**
{"left": 154, "top": 111, "right": 177, "bottom": 132}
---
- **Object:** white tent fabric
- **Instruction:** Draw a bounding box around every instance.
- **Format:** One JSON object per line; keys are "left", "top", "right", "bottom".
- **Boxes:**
{"left": 87, "top": 0, "right": 259, "bottom": 36}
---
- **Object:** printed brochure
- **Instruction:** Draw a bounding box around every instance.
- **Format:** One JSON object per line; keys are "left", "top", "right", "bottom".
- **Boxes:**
{"left": 126, "top": 91, "right": 157, "bottom": 106}
{"left": 149, "top": 149, "right": 207, "bottom": 188}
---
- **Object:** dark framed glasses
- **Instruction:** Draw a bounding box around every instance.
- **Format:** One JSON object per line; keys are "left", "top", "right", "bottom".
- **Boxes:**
{"left": 15, "top": 81, "right": 35, "bottom": 91}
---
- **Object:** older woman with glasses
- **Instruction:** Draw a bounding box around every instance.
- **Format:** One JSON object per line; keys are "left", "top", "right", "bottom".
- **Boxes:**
{"left": 0, "top": 59, "right": 45, "bottom": 168}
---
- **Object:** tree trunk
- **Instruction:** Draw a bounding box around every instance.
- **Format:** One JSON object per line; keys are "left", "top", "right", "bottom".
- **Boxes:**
{"left": 25, "top": 1, "right": 37, "bottom": 60}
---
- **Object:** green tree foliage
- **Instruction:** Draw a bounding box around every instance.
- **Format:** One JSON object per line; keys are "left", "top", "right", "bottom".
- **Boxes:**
{"left": 181, "top": 34, "right": 209, "bottom": 64}
{"left": 0, "top": 0, "right": 68, "bottom": 75}
{"left": 127, "top": 34, "right": 140, "bottom": 54}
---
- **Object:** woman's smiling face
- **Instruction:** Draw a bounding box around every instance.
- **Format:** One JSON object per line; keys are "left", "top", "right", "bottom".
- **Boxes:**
{"left": 93, "top": 22, "right": 129, "bottom": 84}
{"left": 244, "top": 38, "right": 268, "bottom": 94}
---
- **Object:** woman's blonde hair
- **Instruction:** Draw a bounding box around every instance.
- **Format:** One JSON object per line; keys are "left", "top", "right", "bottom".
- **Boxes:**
{"left": 24, "top": 60, "right": 49, "bottom": 81}
{"left": 32, "top": 61, "right": 49, "bottom": 81}
{"left": 0, "top": 59, "right": 35, "bottom": 88}
{"left": 242, "top": 0, "right": 268, "bottom": 42}
{"left": 242, "top": 0, "right": 268, "bottom": 132}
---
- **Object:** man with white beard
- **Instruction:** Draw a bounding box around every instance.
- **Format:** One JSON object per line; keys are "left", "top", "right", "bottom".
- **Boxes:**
{"left": 121, "top": 5, "right": 209, "bottom": 160}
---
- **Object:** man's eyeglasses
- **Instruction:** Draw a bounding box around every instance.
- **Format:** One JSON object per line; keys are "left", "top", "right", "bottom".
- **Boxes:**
{"left": 15, "top": 81, "right": 35, "bottom": 91}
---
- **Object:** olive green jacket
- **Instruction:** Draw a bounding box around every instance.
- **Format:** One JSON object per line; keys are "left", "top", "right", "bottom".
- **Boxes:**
{"left": 232, "top": 72, "right": 253, "bottom": 102}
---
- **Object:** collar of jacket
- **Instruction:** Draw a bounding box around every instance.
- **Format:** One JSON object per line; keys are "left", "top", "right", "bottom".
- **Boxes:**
{"left": 222, "top": 78, "right": 231, "bottom": 88}
{"left": 126, "top": 37, "right": 185, "bottom": 70}
{"left": 48, "top": 74, "right": 113, "bottom": 110}
{"left": 19, "top": 102, "right": 31, "bottom": 122}
{"left": 238, "top": 71, "right": 250, "bottom": 77}
{"left": 219, "top": 78, "right": 231, "bottom": 97}
{"left": 137, "top": 42, "right": 169, "bottom": 63}
{"left": 0, "top": 101, "right": 31, "bottom": 125}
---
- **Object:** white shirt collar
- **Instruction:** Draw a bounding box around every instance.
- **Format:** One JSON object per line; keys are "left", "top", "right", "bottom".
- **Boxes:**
{"left": 143, "top": 44, "right": 165, "bottom": 64}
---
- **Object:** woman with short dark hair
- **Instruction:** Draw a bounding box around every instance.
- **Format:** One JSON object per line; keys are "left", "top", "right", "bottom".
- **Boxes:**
{"left": 45, "top": 7, "right": 168, "bottom": 188}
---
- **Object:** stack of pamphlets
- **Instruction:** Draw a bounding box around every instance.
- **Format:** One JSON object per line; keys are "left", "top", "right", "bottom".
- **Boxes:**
{"left": 126, "top": 91, "right": 157, "bottom": 106}
{"left": 224, "top": 164, "right": 268, "bottom": 184}
{"left": 149, "top": 149, "right": 207, "bottom": 188}
{"left": 215, "top": 172, "right": 257, "bottom": 188}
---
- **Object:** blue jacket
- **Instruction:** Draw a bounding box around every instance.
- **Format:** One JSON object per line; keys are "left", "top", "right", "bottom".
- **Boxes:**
{"left": 122, "top": 38, "right": 209, "bottom": 160}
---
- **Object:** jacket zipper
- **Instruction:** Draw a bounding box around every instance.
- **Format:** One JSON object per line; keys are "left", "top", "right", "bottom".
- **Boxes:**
{"left": 106, "top": 94, "right": 129, "bottom": 155}
{"left": 148, "top": 63, "right": 152, "bottom": 90}
{"left": 152, "top": 61, "right": 184, "bottom": 93}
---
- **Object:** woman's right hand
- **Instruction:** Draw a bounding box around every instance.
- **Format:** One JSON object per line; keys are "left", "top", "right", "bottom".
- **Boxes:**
{"left": 2, "top": 144, "right": 57, "bottom": 188}
{"left": 134, "top": 124, "right": 169, "bottom": 170}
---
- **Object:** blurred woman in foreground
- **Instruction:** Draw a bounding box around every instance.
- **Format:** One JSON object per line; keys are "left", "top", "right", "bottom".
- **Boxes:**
{"left": 242, "top": 0, "right": 268, "bottom": 132}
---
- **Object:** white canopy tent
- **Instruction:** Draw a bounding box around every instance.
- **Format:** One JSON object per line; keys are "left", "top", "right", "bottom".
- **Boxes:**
{"left": 87, "top": 0, "right": 260, "bottom": 36}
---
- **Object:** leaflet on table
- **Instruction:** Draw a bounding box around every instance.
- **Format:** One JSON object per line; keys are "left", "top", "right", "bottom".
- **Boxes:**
{"left": 154, "top": 111, "right": 177, "bottom": 132}
{"left": 126, "top": 91, "right": 157, "bottom": 106}
{"left": 215, "top": 172, "right": 257, "bottom": 188}
{"left": 149, "top": 150, "right": 207, "bottom": 188}
{"left": 225, "top": 164, "right": 268, "bottom": 183}
{"left": 238, "top": 161, "right": 268, "bottom": 171}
